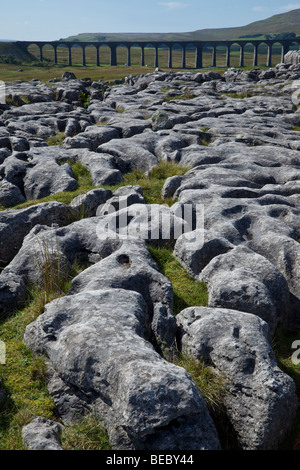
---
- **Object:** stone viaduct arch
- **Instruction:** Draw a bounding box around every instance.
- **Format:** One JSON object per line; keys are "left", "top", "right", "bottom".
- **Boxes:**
{"left": 15, "top": 38, "right": 300, "bottom": 69}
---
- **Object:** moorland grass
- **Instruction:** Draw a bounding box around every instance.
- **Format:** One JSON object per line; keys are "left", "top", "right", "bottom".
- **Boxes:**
{"left": 5, "top": 160, "right": 189, "bottom": 212}
{"left": 0, "top": 248, "right": 103, "bottom": 450}
{"left": 46, "top": 132, "right": 66, "bottom": 146}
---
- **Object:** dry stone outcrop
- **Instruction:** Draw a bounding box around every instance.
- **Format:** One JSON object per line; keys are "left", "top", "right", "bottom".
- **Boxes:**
{"left": 176, "top": 306, "right": 297, "bottom": 450}
{"left": 24, "top": 285, "right": 220, "bottom": 450}
{"left": 0, "top": 65, "right": 300, "bottom": 450}
{"left": 22, "top": 417, "right": 64, "bottom": 451}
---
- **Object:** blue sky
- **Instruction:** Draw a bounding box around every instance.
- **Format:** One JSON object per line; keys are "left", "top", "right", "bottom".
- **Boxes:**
{"left": 1, "top": 0, "right": 300, "bottom": 41}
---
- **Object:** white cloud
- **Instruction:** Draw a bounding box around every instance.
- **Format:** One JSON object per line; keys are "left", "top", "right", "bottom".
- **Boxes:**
{"left": 252, "top": 6, "right": 267, "bottom": 12}
{"left": 252, "top": 3, "right": 300, "bottom": 14}
{"left": 275, "top": 3, "right": 300, "bottom": 12}
{"left": 158, "top": 2, "right": 189, "bottom": 10}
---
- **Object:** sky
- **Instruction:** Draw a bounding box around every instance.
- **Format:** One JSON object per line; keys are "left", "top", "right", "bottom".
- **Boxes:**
{"left": 1, "top": 0, "right": 300, "bottom": 41}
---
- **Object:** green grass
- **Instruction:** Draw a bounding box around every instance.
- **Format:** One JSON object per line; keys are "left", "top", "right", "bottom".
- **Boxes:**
{"left": 8, "top": 161, "right": 188, "bottom": 213}
{"left": 47, "top": 132, "right": 66, "bottom": 146}
{"left": 148, "top": 245, "right": 208, "bottom": 315}
{"left": 61, "top": 413, "right": 111, "bottom": 450}
{"left": 224, "top": 91, "right": 254, "bottom": 99}
{"left": 0, "top": 250, "right": 94, "bottom": 450}
{"left": 80, "top": 92, "right": 91, "bottom": 109}
{"left": 0, "top": 44, "right": 280, "bottom": 84}
{"left": 170, "top": 349, "right": 238, "bottom": 449}
{"left": 173, "top": 352, "right": 226, "bottom": 413}
{"left": 104, "top": 161, "right": 190, "bottom": 206}
{"left": 0, "top": 292, "right": 61, "bottom": 450}
{"left": 69, "top": 161, "right": 93, "bottom": 188}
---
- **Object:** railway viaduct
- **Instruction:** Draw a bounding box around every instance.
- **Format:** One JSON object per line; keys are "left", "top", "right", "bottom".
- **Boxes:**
{"left": 15, "top": 38, "right": 300, "bottom": 68}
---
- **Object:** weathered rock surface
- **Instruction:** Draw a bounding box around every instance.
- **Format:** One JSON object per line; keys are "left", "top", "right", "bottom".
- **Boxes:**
{"left": 284, "top": 50, "right": 300, "bottom": 65}
{"left": 22, "top": 417, "right": 64, "bottom": 450}
{"left": 70, "top": 187, "right": 113, "bottom": 217}
{"left": 176, "top": 306, "right": 297, "bottom": 450}
{"left": 23, "top": 158, "right": 77, "bottom": 200}
{"left": 0, "top": 200, "right": 188, "bottom": 317}
{"left": 0, "top": 62, "right": 299, "bottom": 450}
{"left": 0, "top": 180, "right": 25, "bottom": 207}
{"left": 0, "top": 201, "right": 74, "bottom": 268}
{"left": 24, "top": 286, "right": 220, "bottom": 450}
{"left": 200, "top": 245, "right": 290, "bottom": 334}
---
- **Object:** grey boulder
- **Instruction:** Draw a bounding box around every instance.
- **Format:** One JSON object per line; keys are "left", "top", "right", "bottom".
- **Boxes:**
{"left": 22, "top": 417, "right": 64, "bottom": 450}
{"left": 24, "top": 288, "right": 221, "bottom": 450}
{"left": 23, "top": 158, "right": 77, "bottom": 200}
{"left": 0, "top": 201, "right": 74, "bottom": 267}
{"left": 199, "top": 245, "right": 291, "bottom": 334}
{"left": 70, "top": 188, "right": 113, "bottom": 217}
{"left": 0, "top": 180, "right": 25, "bottom": 208}
{"left": 95, "top": 203, "right": 190, "bottom": 245}
{"left": 151, "top": 110, "right": 173, "bottom": 131}
{"left": 176, "top": 306, "right": 297, "bottom": 450}
{"left": 284, "top": 50, "right": 300, "bottom": 65}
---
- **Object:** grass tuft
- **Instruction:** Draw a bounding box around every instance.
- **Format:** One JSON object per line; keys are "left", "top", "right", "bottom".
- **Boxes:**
{"left": 111, "top": 161, "right": 190, "bottom": 206}
{"left": 46, "top": 132, "right": 66, "bottom": 146}
{"left": 173, "top": 351, "right": 227, "bottom": 414}
{"left": 61, "top": 413, "right": 111, "bottom": 450}
{"left": 148, "top": 244, "right": 208, "bottom": 315}
{"left": 0, "top": 251, "right": 89, "bottom": 449}
{"left": 223, "top": 91, "right": 253, "bottom": 99}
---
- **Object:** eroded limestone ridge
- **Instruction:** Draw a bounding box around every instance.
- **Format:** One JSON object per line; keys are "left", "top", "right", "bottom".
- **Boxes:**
{"left": 1, "top": 59, "right": 300, "bottom": 450}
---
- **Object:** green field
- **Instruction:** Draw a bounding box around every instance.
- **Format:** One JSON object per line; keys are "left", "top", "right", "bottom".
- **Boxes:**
{"left": 0, "top": 42, "right": 285, "bottom": 84}
{"left": 1, "top": 7, "right": 300, "bottom": 82}
{"left": 27, "top": 42, "right": 285, "bottom": 69}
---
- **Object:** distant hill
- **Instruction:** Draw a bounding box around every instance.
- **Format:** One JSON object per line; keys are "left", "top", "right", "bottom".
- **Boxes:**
{"left": 62, "top": 8, "right": 300, "bottom": 42}
{"left": 0, "top": 42, "right": 36, "bottom": 62}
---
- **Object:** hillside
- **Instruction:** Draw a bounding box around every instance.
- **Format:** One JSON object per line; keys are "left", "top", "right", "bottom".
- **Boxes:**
{"left": 192, "top": 8, "right": 300, "bottom": 40}
{"left": 0, "top": 42, "right": 36, "bottom": 62}
{"left": 62, "top": 8, "right": 300, "bottom": 42}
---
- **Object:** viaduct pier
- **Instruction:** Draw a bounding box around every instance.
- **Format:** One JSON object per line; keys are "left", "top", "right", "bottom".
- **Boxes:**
{"left": 15, "top": 38, "right": 300, "bottom": 68}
